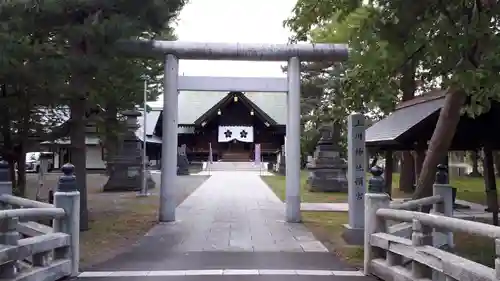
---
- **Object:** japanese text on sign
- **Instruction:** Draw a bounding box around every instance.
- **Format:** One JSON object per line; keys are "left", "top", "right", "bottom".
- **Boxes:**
{"left": 347, "top": 113, "right": 366, "bottom": 228}
{"left": 348, "top": 115, "right": 366, "bottom": 202}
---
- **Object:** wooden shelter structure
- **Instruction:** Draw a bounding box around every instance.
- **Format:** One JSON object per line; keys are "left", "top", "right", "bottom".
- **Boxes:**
{"left": 365, "top": 90, "right": 500, "bottom": 224}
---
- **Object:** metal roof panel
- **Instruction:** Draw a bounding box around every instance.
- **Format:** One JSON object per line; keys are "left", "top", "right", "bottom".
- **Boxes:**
{"left": 365, "top": 97, "right": 445, "bottom": 143}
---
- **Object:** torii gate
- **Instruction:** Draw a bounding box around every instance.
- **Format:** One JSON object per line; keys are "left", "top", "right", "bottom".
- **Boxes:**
{"left": 122, "top": 40, "right": 349, "bottom": 223}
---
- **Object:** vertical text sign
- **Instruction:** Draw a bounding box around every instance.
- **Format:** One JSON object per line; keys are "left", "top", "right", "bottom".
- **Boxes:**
{"left": 347, "top": 113, "right": 366, "bottom": 229}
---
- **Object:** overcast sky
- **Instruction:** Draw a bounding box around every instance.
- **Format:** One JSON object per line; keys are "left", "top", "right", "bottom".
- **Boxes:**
{"left": 150, "top": 0, "right": 296, "bottom": 104}
{"left": 175, "top": 0, "right": 296, "bottom": 78}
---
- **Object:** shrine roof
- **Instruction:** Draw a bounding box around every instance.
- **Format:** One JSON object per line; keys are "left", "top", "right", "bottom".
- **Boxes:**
{"left": 365, "top": 93, "right": 446, "bottom": 148}
{"left": 147, "top": 91, "right": 287, "bottom": 125}
{"left": 136, "top": 109, "right": 161, "bottom": 135}
{"left": 365, "top": 90, "right": 500, "bottom": 150}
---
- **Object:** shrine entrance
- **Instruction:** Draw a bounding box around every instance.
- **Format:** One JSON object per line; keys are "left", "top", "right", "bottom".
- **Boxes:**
{"left": 121, "top": 40, "right": 348, "bottom": 223}
{"left": 228, "top": 141, "right": 246, "bottom": 152}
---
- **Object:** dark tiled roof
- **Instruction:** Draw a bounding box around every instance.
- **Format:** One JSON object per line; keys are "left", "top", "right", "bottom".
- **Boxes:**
{"left": 366, "top": 97, "right": 445, "bottom": 144}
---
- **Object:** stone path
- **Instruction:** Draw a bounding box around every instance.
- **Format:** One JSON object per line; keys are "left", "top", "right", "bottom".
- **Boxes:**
{"left": 76, "top": 171, "right": 374, "bottom": 281}
{"left": 165, "top": 171, "right": 327, "bottom": 252}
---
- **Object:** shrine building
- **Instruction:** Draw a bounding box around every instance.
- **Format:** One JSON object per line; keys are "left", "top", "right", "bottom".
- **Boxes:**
{"left": 136, "top": 91, "right": 287, "bottom": 163}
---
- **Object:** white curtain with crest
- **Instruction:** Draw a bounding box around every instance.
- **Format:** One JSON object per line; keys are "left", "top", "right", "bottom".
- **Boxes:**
{"left": 218, "top": 126, "right": 254, "bottom": 142}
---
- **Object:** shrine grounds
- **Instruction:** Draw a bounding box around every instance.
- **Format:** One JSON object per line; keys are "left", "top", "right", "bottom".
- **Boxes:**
{"left": 25, "top": 172, "right": 209, "bottom": 269}
{"left": 24, "top": 170, "right": 496, "bottom": 269}
{"left": 261, "top": 171, "right": 498, "bottom": 268}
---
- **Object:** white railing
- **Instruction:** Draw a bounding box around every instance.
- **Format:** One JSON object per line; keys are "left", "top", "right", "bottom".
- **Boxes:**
{"left": 364, "top": 184, "right": 498, "bottom": 281}
{"left": 0, "top": 193, "right": 80, "bottom": 281}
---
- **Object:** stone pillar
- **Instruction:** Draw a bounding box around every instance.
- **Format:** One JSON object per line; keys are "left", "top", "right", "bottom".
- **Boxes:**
{"left": 54, "top": 163, "right": 80, "bottom": 276}
{"left": 432, "top": 183, "right": 454, "bottom": 249}
{"left": 160, "top": 54, "right": 179, "bottom": 222}
{"left": 363, "top": 193, "right": 390, "bottom": 275}
{"left": 103, "top": 110, "right": 155, "bottom": 192}
{"left": 342, "top": 113, "right": 366, "bottom": 245}
{"left": 307, "top": 124, "right": 347, "bottom": 192}
{"left": 285, "top": 56, "right": 301, "bottom": 223}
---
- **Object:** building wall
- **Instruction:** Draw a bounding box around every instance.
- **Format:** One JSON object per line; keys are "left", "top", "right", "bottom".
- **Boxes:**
{"left": 179, "top": 127, "right": 283, "bottom": 153}
{"left": 86, "top": 145, "right": 106, "bottom": 169}
{"left": 48, "top": 145, "right": 106, "bottom": 170}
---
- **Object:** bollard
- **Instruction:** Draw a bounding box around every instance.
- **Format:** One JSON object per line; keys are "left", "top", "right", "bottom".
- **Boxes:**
{"left": 0, "top": 161, "right": 12, "bottom": 196}
{"left": 368, "top": 166, "right": 385, "bottom": 193}
{"left": 53, "top": 163, "right": 80, "bottom": 276}
{"left": 433, "top": 183, "right": 454, "bottom": 249}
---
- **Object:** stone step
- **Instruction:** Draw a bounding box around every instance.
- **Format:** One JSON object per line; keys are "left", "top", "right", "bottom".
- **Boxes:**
{"left": 204, "top": 161, "right": 266, "bottom": 171}
{"left": 221, "top": 152, "right": 251, "bottom": 162}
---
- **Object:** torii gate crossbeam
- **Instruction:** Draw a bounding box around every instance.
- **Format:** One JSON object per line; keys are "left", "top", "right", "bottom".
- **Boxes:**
{"left": 122, "top": 40, "right": 349, "bottom": 223}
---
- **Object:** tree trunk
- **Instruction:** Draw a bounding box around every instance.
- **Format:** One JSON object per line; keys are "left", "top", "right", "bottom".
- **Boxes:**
{"left": 16, "top": 91, "right": 31, "bottom": 197}
{"left": 399, "top": 152, "right": 415, "bottom": 193}
{"left": 413, "top": 88, "right": 466, "bottom": 200}
{"left": 483, "top": 146, "right": 499, "bottom": 225}
{"left": 398, "top": 58, "right": 417, "bottom": 193}
{"left": 370, "top": 155, "right": 378, "bottom": 168}
{"left": 103, "top": 106, "right": 119, "bottom": 175}
{"left": 0, "top": 84, "right": 16, "bottom": 193}
{"left": 414, "top": 149, "right": 425, "bottom": 179}
{"left": 70, "top": 96, "right": 89, "bottom": 231}
{"left": 494, "top": 151, "right": 500, "bottom": 176}
{"left": 7, "top": 160, "right": 16, "bottom": 193}
{"left": 469, "top": 150, "right": 482, "bottom": 177}
{"left": 15, "top": 146, "right": 26, "bottom": 197}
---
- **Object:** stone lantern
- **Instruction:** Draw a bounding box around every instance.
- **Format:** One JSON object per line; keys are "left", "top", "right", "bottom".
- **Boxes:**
{"left": 307, "top": 123, "right": 348, "bottom": 192}
{"left": 103, "top": 109, "right": 155, "bottom": 191}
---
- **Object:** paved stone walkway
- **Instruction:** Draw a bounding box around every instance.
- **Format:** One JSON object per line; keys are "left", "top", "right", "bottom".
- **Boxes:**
{"left": 77, "top": 172, "right": 374, "bottom": 280}
{"left": 165, "top": 171, "right": 327, "bottom": 252}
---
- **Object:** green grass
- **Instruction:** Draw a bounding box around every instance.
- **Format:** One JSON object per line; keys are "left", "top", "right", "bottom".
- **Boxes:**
{"left": 262, "top": 172, "right": 361, "bottom": 265}
{"left": 390, "top": 173, "right": 498, "bottom": 205}
{"left": 261, "top": 171, "right": 347, "bottom": 203}
{"left": 262, "top": 171, "right": 496, "bottom": 268}
{"left": 302, "top": 212, "right": 364, "bottom": 265}
{"left": 262, "top": 171, "right": 495, "bottom": 205}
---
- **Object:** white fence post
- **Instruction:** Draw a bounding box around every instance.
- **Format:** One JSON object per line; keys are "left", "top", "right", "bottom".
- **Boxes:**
{"left": 364, "top": 193, "right": 390, "bottom": 275}
{"left": 53, "top": 164, "right": 80, "bottom": 277}
{"left": 433, "top": 183, "right": 454, "bottom": 248}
